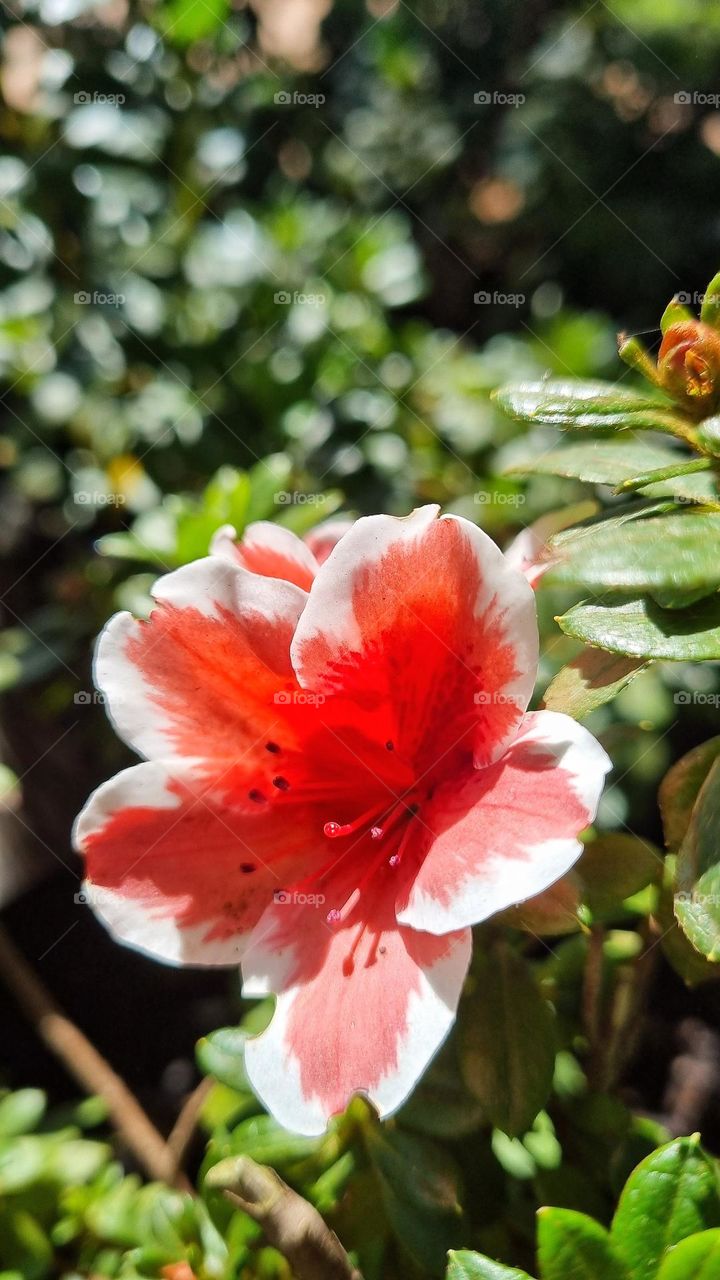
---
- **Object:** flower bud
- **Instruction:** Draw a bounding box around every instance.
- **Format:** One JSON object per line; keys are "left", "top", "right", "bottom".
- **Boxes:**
{"left": 657, "top": 320, "right": 720, "bottom": 415}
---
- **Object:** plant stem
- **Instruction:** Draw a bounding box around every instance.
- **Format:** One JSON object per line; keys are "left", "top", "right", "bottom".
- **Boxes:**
{"left": 0, "top": 923, "right": 188, "bottom": 1189}
{"left": 207, "top": 1156, "right": 362, "bottom": 1280}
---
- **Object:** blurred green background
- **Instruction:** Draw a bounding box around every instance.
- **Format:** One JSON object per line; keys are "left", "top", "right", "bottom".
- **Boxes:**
{"left": 2, "top": 0, "right": 720, "bottom": 1075}
{"left": 3, "top": 2, "right": 720, "bottom": 1276}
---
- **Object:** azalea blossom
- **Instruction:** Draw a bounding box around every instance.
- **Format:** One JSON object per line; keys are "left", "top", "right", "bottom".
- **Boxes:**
{"left": 74, "top": 506, "right": 610, "bottom": 1135}
{"left": 210, "top": 516, "right": 354, "bottom": 589}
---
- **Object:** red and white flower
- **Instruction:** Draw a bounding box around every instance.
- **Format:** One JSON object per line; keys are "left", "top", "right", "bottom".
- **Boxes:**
{"left": 209, "top": 516, "right": 354, "bottom": 590}
{"left": 74, "top": 506, "right": 610, "bottom": 1135}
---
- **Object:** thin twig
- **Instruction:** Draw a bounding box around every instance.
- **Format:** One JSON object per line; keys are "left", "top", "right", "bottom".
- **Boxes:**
{"left": 582, "top": 922, "right": 605, "bottom": 1085}
{"left": 166, "top": 1076, "right": 213, "bottom": 1180}
{"left": 0, "top": 923, "right": 188, "bottom": 1190}
{"left": 206, "top": 1156, "right": 362, "bottom": 1280}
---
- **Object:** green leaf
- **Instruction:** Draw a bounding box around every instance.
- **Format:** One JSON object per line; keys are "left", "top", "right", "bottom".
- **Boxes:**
{"left": 228, "top": 1114, "right": 322, "bottom": 1166}
{"left": 459, "top": 944, "right": 555, "bottom": 1136}
{"left": 493, "top": 381, "right": 679, "bottom": 431}
{"left": 196, "top": 1028, "right": 251, "bottom": 1093}
{"left": 0, "top": 1206, "right": 51, "bottom": 1280}
{"left": 158, "top": 0, "right": 231, "bottom": 45}
{"left": 507, "top": 439, "right": 687, "bottom": 484}
{"left": 661, "top": 299, "right": 695, "bottom": 332}
{"left": 675, "top": 758, "right": 720, "bottom": 960}
{"left": 614, "top": 457, "right": 714, "bottom": 498}
{"left": 542, "top": 649, "right": 647, "bottom": 720}
{"left": 657, "top": 1228, "right": 720, "bottom": 1278}
{"left": 557, "top": 595, "right": 720, "bottom": 661}
{"left": 701, "top": 271, "right": 720, "bottom": 328}
{"left": 657, "top": 860, "right": 720, "bottom": 987}
{"left": 551, "top": 513, "right": 720, "bottom": 594}
{"left": 367, "top": 1127, "right": 464, "bottom": 1272}
{"left": 659, "top": 738, "right": 720, "bottom": 850}
{"left": 537, "top": 1207, "right": 627, "bottom": 1280}
{"left": 501, "top": 874, "right": 581, "bottom": 937}
{"left": 610, "top": 1136, "right": 720, "bottom": 1280}
{"left": 398, "top": 1043, "right": 487, "bottom": 1138}
{"left": 447, "top": 1251, "right": 535, "bottom": 1279}
{"left": 578, "top": 834, "right": 662, "bottom": 911}
{"left": 0, "top": 1090, "right": 46, "bottom": 1139}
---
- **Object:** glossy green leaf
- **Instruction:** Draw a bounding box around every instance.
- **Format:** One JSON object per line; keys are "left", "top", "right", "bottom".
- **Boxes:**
{"left": 367, "top": 1127, "right": 464, "bottom": 1272}
{"left": 615, "top": 457, "right": 714, "bottom": 498}
{"left": 459, "top": 945, "right": 555, "bottom": 1136}
{"left": 542, "top": 649, "right": 647, "bottom": 719}
{"left": 494, "top": 381, "right": 679, "bottom": 431}
{"left": 507, "top": 439, "right": 688, "bottom": 484}
{"left": 196, "top": 1027, "right": 251, "bottom": 1094}
{"left": 659, "top": 738, "right": 720, "bottom": 850}
{"left": 551, "top": 513, "right": 720, "bottom": 594}
{"left": 578, "top": 834, "right": 662, "bottom": 911}
{"left": 657, "top": 860, "right": 720, "bottom": 987}
{"left": 537, "top": 1207, "right": 626, "bottom": 1280}
{"left": 675, "top": 758, "right": 720, "bottom": 959}
{"left": 447, "top": 1251, "right": 535, "bottom": 1279}
{"left": 557, "top": 595, "right": 720, "bottom": 660}
{"left": 657, "top": 1228, "right": 720, "bottom": 1278}
{"left": 610, "top": 1136, "right": 720, "bottom": 1280}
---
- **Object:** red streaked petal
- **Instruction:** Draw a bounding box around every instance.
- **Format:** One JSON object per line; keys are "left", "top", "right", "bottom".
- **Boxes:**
{"left": 74, "top": 759, "right": 321, "bottom": 966}
{"left": 242, "top": 884, "right": 470, "bottom": 1134}
{"left": 304, "top": 517, "right": 355, "bottom": 565}
{"left": 215, "top": 520, "right": 320, "bottom": 591}
{"left": 396, "top": 710, "right": 611, "bottom": 935}
{"left": 291, "top": 506, "right": 538, "bottom": 769}
{"left": 95, "top": 557, "right": 306, "bottom": 763}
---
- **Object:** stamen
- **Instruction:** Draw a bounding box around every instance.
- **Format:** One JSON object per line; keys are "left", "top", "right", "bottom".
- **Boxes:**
{"left": 323, "top": 806, "right": 382, "bottom": 839}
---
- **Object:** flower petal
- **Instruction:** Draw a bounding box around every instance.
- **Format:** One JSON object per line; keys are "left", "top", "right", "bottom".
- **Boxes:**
{"left": 95, "top": 557, "right": 306, "bottom": 762}
{"left": 74, "top": 758, "right": 320, "bottom": 966}
{"left": 303, "top": 517, "right": 355, "bottom": 565}
{"left": 242, "top": 883, "right": 471, "bottom": 1135}
{"left": 211, "top": 520, "right": 319, "bottom": 591}
{"left": 291, "top": 506, "right": 538, "bottom": 767}
{"left": 396, "top": 710, "right": 611, "bottom": 935}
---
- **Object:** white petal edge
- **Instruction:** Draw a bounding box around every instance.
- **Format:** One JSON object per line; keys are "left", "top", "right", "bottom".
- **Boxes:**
{"left": 94, "top": 556, "right": 307, "bottom": 761}
{"left": 241, "top": 925, "right": 472, "bottom": 1135}
{"left": 397, "top": 710, "right": 612, "bottom": 936}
